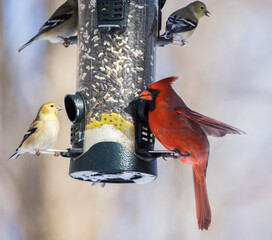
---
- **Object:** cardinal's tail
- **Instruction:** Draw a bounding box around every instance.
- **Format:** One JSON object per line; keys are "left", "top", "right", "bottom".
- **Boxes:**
{"left": 193, "top": 165, "right": 211, "bottom": 230}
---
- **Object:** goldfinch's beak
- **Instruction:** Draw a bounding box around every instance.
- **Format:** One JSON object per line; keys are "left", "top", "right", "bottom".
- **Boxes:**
{"left": 56, "top": 105, "right": 63, "bottom": 111}
{"left": 204, "top": 10, "right": 211, "bottom": 17}
{"left": 139, "top": 90, "right": 153, "bottom": 101}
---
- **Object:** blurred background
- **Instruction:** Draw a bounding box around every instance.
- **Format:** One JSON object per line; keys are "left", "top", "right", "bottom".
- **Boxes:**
{"left": 1, "top": 0, "right": 272, "bottom": 239}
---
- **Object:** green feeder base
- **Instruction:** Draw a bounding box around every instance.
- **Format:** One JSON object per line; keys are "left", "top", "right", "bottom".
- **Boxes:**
{"left": 69, "top": 142, "right": 157, "bottom": 184}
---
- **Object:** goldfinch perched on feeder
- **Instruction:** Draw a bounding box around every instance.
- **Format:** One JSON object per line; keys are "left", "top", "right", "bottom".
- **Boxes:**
{"left": 18, "top": 0, "right": 78, "bottom": 52}
{"left": 161, "top": 1, "right": 210, "bottom": 45}
{"left": 9, "top": 102, "right": 62, "bottom": 159}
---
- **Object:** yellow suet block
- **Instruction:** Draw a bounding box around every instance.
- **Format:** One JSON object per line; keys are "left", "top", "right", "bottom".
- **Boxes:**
{"left": 86, "top": 113, "right": 134, "bottom": 139}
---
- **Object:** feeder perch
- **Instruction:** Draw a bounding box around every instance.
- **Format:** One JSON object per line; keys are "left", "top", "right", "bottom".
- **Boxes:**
{"left": 65, "top": 0, "right": 161, "bottom": 185}
{"left": 67, "top": 36, "right": 78, "bottom": 45}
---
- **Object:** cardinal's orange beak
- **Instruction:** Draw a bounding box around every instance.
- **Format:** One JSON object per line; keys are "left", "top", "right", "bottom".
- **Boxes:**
{"left": 139, "top": 90, "right": 153, "bottom": 101}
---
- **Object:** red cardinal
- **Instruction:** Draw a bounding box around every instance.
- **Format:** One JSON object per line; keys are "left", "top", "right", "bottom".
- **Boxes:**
{"left": 139, "top": 76, "right": 244, "bottom": 230}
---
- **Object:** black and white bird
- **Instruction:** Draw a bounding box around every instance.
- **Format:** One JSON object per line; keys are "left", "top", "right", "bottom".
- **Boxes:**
{"left": 161, "top": 1, "right": 210, "bottom": 45}
{"left": 18, "top": 0, "right": 78, "bottom": 52}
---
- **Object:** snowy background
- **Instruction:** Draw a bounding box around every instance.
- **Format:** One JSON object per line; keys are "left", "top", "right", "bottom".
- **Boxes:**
{"left": 1, "top": 0, "right": 272, "bottom": 239}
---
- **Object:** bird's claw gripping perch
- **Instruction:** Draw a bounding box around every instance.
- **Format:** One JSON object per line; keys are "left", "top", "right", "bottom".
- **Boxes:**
{"left": 58, "top": 36, "right": 71, "bottom": 48}
{"left": 170, "top": 39, "right": 189, "bottom": 46}
{"left": 180, "top": 39, "right": 189, "bottom": 46}
{"left": 54, "top": 151, "right": 60, "bottom": 157}
{"left": 162, "top": 152, "right": 180, "bottom": 160}
{"left": 162, "top": 149, "right": 190, "bottom": 160}
{"left": 146, "top": 150, "right": 190, "bottom": 160}
{"left": 35, "top": 149, "right": 41, "bottom": 156}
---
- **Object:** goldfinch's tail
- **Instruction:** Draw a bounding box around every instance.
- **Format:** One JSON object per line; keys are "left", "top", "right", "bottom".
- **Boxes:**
{"left": 8, "top": 151, "right": 20, "bottom": 160}
{"left": 18, "top": 36, "right": 36, "bottom": 52}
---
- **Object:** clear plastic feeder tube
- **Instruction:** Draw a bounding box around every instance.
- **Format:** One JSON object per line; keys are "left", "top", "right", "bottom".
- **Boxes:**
{"left": 78, "top": 0, "right": 158, "bottom": 155}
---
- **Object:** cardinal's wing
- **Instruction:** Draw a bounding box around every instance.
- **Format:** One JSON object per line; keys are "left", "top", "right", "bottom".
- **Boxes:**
{"left": 176, "top": 108, "right": 245, "bottom": 137}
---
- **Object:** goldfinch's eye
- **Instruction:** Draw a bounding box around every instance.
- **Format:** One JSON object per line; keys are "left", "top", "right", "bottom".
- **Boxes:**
{"left": 50, "top": 105, "right": 54, "bottom": 108}
{"left": 201, "top": 7, "right": 204, "bottom": 9}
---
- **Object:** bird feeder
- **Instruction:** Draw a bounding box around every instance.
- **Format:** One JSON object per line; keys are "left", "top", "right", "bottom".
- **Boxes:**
{"left": 64, "top": 0, "right": 168, "bottom": 185}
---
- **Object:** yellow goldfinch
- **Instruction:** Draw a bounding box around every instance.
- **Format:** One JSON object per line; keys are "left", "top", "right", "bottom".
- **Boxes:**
{"left": 18, "top": 0, "right": 78, "bottom": 52}
{"left": 161, "top": 1, "right": 210, "bottom": 45}
{"left": 9, "top": 102, "right": 62, "bottom": 159}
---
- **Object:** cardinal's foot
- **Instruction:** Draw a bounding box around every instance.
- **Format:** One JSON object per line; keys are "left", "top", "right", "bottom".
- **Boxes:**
{"left": 162, "top": 149, "right": 191, "bottom": 160}
{"left": 162, "top": 150, "right": 181, "bottom": 160}
{"left": 174, "top": 149, "right": 191, "bottom": 158}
